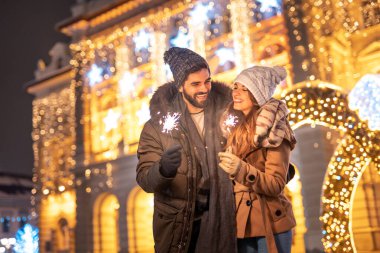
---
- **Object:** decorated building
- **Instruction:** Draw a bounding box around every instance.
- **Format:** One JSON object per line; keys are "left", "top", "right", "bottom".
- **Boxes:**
{"left": 25, "top": 0, "right": 379, "bottom": 252}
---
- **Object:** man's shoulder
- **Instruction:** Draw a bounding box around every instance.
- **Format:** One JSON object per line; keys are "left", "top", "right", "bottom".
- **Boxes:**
{"left": 210, "top": 81, "right": 231, "bottom": 101}
{"left": 141, "top": 119, "right": 159, "bottom": 135}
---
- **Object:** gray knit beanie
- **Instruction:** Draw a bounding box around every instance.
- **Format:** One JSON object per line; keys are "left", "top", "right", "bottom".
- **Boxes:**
{"left": 234, "top": 66, "right": 287, "bottom": 106}
{"left": 164, "top": 47, "right": 210, "bottom": 88}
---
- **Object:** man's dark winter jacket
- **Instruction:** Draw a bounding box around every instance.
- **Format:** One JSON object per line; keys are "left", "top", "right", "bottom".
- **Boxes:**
{"left": 136, "top": 81, "right": 237, "bottom": 253}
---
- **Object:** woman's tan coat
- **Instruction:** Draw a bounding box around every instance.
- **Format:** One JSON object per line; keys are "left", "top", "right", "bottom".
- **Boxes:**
{"left": 232, "top": 139, "right": 296, "bottom": 241}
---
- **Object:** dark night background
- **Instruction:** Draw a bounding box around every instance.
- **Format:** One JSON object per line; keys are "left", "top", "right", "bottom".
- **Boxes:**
{"left": 0, "top": 0, "right": 76, "bottom": 176}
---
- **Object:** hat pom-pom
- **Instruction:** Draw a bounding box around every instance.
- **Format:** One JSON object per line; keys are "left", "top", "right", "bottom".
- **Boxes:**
{"left": 273, "top": 66, "right": 287, "bottom": 82}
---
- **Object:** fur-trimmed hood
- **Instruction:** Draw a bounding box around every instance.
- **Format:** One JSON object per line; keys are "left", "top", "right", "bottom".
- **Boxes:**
{"left": 149, "top": 80, "right": 232, "bottom": 117}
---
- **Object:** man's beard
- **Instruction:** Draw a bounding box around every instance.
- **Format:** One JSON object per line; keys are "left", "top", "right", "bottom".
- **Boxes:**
{"left": 183, "top": 89, "right": 209, "bottom": 108}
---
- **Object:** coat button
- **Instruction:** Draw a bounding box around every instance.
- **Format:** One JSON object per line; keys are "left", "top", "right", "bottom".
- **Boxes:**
{"left": 275, "top": 209, "right": 282, "bottom": 216}
{"left": 246, "top": 200, "right": 251, "bottom": 206}
{"left": 248, "top": 174, "right": 256, "bottom": 182}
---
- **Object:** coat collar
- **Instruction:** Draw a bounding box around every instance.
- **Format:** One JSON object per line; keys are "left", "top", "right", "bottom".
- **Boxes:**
{"left": 149, "top": 80, "right": 231, "bottom": 118}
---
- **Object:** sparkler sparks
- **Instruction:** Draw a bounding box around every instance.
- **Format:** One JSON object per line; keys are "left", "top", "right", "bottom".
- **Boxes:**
{"left": 160, "top": 112, "right": 181, "bottom": 134}
{"left": 223, "top": 114, "right": 239, "bottom": 133}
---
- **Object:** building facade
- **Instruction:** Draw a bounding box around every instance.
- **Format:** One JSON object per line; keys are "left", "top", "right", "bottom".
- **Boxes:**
{"left": 26, "top": 0, "right": 380, "bottom": 252}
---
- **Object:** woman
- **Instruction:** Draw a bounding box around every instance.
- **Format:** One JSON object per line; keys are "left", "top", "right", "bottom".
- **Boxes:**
{"left": 218, "top": 66, "right": 297, "bottom": 253}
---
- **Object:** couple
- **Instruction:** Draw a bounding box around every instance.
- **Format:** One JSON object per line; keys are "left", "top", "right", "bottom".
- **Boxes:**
{"left": 136, "top": 47, "right": 297, "bottom": 253}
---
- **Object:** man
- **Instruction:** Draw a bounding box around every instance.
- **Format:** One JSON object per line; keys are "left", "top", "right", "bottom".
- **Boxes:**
{"left": 136, "top": 47, "right": 237, "bottom": 253}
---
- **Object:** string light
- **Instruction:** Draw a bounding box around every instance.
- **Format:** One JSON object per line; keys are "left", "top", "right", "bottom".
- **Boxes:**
{"left": 31, "top": 78, "right": 76, "bottom": 198}
{"left": 189, "top": 2, "right": 209, "bottom": 57}
{"left": 151, "top": 30, "right": 168, "bottom": 90}
{"left": 230, "top": 0, "right": 254, "bottom": 71}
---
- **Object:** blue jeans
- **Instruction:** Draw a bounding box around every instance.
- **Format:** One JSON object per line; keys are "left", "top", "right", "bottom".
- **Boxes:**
{"left": 237, "top": 230, "right": 292, "bottom": 253}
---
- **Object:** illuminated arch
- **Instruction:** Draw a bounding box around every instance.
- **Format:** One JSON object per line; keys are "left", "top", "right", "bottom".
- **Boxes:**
{"left": 281, "top": 80, "right": 380, "bottom": 252}
{"left": 93, "top": 193, "right": 120, "bottom": 253}
{"left": 127, "top": 186, "right": 154, "bottom": 253}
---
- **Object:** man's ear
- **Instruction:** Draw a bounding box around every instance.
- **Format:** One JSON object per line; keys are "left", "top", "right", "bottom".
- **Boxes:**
{"left": 178, "top": 85, "right": 183, "bottom": 92}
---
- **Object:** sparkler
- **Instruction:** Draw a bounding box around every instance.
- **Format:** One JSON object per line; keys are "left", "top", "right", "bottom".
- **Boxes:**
{"left": 159, "top": 112, "right": 181, "bottom": 134}
{"left": 223, "top": 114, "right": 239, "bottom": 133}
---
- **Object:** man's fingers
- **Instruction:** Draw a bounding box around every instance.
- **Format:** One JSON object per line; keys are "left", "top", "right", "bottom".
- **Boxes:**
{"left": 167, "top": 151, "right": 182, "bottom": 159}
{"left": 165, "top": 145, "right": 182, "bottom": 154}
{"left": 172, "top": 156, "right": 182, "bottom": 163}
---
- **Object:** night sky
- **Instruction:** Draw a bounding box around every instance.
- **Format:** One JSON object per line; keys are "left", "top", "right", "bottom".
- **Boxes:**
{"left": 0, "top": 0, "right": 76, "bottom": 176}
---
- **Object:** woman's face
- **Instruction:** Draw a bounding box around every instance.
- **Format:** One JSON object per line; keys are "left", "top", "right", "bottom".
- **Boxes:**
{"left": 232, "top": 82, "right": 255, "bottom": 116}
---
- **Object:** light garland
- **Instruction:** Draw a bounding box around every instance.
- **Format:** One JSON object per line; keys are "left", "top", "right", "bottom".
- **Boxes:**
{"left": 77, "top": 162, "right": 114, "bottom": 194}
{"left": 31, "top": 81, "right": 76, "bottom": 199}
{"left": 189, "top": 2, "right": 209, "bottom": 57}
{"left": 230, "top": 0, "right": 254, "bottom": 71}
{"left": 151, "top": 30, "right": 168, "bottom": 90}
{"left": 282, "top": 80, "right": 380, "bottom": 252}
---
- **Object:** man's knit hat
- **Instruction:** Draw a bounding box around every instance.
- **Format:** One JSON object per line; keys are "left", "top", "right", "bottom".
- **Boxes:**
{"left": 164, "top": 47, "right": 210, "bottom": 88}
{"left": 234, "top": 66, "right": 287, "bottom": 106}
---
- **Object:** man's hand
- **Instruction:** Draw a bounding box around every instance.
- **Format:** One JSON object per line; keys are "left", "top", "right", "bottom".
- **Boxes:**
{"left": 159, "top": 145, "right": 182, "bottom": 178}
{"left": 218, "top": 151, "right": 244, "bottom": 176}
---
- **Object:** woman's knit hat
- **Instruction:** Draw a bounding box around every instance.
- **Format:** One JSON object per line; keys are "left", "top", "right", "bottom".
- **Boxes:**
{"left": 164, "top": 47, "right": 210, "bottom": 88}
{"left": 234, "top": 66, "right": 287, "bottom": 106}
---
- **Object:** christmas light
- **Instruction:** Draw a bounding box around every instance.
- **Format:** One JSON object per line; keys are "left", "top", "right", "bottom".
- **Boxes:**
{"left": 136, "top": 102, "right": 151, "bottom": 126}
{"left": 103, "top": 109, "right": 121, "bottom": 132}
{"left": 348, "top": 74, "right": 380, "bottom": 131}
{"left": 14, "top": 224, "right": 39, "bottom": 253}
{"left": 215, "top": 47, "right": 235, "bottom": 66}
{"left": 230, "top": 0, "right": 254, "bottom": 71}
{"left": 87, "top": 63, "right": 104, "bottom": 86}
{"left": 119, "top": 71, "right": 138, "bottom": 97}
{"left": 133, "top": 29, "right": 152, "bottom": 52}
{"left": 258, "top": 0, "right": 281, "bottom": 13}
{"left": 189, "top": 3, "right": 207, "bottom": 56}
{"left": 170, "top": 30, "right": 191, "bottom": 48}
{"left": 151, "top": 30, "right": 168, "bottom": 89}
{"left": 189, "top": 3, "right": 209, "bottom": 26}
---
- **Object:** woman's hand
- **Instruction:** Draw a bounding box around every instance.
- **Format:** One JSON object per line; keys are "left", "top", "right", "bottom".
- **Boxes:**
{"left": 218, "top": 151, "right": 245, "bottom": 176}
